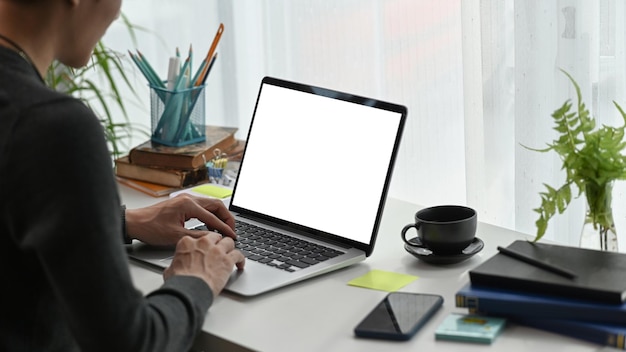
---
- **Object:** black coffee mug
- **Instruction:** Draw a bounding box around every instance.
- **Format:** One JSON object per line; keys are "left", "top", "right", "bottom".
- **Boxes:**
{"left": 401, "top": 205, "right": 477, "bottom": 254}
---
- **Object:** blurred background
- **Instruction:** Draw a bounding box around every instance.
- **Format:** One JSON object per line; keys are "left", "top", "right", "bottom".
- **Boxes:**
{"left": 101, "top": 0, "right": 626, "bottom": 249}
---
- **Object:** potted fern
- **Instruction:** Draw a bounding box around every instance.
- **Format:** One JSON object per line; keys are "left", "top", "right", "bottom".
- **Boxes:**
{"left": 526, "top": 69, "right": 626, "bottom": 251}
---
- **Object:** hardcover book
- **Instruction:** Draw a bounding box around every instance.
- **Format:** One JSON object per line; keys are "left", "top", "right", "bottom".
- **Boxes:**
{"left": 116, "top": 176, "right": 182, "bottom": 197}
{"left": 468, "top": 240, "right": 626, "bottom": 304}
{"left": 114, "top": 156, "right": 208, "bottom": 188}
{"left": 435, "top": 313, "right": 506, "bottom": 344}
{"left": 129, "top": 125, "right": 238, "bottom": 170}
{"left": 456, "top": 283, "right": 626, "bottom": 324}
{"left": 513, "top": 317, "right": 625, "bottom": 350}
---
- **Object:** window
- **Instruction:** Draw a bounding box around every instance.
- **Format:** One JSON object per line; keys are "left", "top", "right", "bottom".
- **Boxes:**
{"left": 106, "top": 0, "right": 626, "bottom": 248}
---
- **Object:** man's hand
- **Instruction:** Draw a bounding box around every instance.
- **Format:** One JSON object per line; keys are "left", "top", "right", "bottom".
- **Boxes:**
{"left": 125, "top": 193, "right": 236, "bottom": 246}
{"left": 163, "top": 233, "right": 246, "bottom": 296}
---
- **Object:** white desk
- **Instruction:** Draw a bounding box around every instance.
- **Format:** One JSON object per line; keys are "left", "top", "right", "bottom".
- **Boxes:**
{"left": 120, "top": 184, "right": 603, "bottom": 352}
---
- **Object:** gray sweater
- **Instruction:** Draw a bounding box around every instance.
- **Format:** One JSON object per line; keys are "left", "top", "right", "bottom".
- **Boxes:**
{"left": 0, "top": 46, "right": 213, "bottom": 351}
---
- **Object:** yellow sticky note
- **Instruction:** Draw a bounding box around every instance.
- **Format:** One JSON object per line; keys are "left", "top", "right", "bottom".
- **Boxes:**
{"left": 192, "top": 184, "right": 233, "bottom": 199}
{"left": 348, "top": 270, "right": 418, "bottom": 292}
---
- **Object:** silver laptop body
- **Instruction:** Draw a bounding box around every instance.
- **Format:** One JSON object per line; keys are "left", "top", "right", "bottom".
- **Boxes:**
{"left": 129, "top": 76, "right": 407, "bottom": 296}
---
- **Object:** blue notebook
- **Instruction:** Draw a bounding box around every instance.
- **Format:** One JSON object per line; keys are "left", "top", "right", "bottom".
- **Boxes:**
{"left": 456, "top": 283, "right": 626, "bottom": 324}
{"left": 514, "top": 317, "right": 625, "bottom": 350}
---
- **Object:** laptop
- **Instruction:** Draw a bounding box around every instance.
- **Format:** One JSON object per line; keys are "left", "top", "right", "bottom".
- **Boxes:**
{"left": 129, "top": 76, "right": 407, "bottom": 296}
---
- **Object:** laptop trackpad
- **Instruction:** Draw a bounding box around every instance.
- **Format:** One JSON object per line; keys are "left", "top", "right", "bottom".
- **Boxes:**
{"left": 224, "top": 264, "right": 296, "bottom": 297}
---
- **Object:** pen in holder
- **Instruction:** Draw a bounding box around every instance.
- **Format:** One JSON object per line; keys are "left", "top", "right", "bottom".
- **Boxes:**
{"left": 130, "top": 25, "right": 223, "bottom": 147}
{"left": 207, "top": 149, "right": 228, "bottom": 184}
{"left": 150, "top": 84, "right": 206, "bottom": 147}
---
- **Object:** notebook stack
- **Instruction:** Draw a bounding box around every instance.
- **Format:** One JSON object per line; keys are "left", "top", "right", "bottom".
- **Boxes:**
{"left": 456, "top": 240, "right": 626, "bottom": 350}
{"left": 115, "top": 125, "right": 242, "bottom": 196}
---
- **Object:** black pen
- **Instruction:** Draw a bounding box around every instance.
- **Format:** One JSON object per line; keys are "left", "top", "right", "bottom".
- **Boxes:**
{"left": 496, "top": 246, "right": 577, "bottom": 279}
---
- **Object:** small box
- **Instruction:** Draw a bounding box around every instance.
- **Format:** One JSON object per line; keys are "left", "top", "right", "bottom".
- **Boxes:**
{"left": 150, "top": 84, "right": 206, "bottom": 147}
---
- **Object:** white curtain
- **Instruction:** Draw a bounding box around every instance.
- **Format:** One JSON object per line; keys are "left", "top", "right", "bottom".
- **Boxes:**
{"left": 105, "top": 0, "right": 626, "bottom": 249}
{"left": 468, "top": 0, "right": 626, "bottom": 247}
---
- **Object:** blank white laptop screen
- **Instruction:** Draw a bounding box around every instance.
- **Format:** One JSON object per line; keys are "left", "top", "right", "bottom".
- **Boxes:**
{"left": 230, "top": 82, "right": 403, "bottom": 246}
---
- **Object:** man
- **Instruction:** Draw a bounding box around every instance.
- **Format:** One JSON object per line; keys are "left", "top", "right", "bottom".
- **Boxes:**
{"left": 0, "top": 0, "right": 245, "bottom": 351}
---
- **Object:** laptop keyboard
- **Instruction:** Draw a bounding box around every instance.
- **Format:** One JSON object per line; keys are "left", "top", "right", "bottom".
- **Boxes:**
{"left": 194, "top": 222, "right": 345, "bottom": 272}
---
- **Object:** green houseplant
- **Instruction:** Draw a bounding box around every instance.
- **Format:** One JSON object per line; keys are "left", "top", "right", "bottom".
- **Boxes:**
{"left": 45, "top": 16, "right": 147, "bottom": 162}
{"left": 526, "top": 69, "right": 626, "bottom": 251}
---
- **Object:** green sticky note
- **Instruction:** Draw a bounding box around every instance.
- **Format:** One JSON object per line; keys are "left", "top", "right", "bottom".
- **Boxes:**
{"left": 192, "top": 184, "right": 233, "bottom": 199}
{"left": 348, "top": 270, "right": 418, "bottom": 292}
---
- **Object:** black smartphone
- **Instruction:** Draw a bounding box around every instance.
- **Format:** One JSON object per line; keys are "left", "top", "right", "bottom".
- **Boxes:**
{"left": 354, "top": 292, "right": 444, "bottom": 341}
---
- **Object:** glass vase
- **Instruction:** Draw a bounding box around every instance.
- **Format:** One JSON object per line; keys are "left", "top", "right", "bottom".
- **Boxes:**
{"left": 579, "top": 182, "right": 618, "bottom": 252}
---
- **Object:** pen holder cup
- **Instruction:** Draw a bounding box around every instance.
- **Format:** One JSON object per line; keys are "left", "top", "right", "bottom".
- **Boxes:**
{"left": 150, "top": 84, "right": 206, "bottom": 147}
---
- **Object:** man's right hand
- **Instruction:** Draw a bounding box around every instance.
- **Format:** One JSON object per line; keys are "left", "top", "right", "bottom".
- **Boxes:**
{"left": 163, "top": 233, "right": 245, "bottom": 297}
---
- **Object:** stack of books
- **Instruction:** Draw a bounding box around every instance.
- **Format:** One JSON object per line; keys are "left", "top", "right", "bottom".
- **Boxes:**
{"left": 115, "top": 125, "right": 242, "bottom": 196}
{"left": 456, "top": 240, "right": 626, "bottom": 349}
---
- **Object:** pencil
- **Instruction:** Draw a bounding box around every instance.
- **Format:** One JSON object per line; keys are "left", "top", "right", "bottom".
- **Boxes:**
{"left": 129, "top": 51, "right": 167, "bottom": 102}
{"left": 200, "top": 53, "right": 218, "bottom": 85}
{"left": 188, "top": 44, "right": 193, "bottom": 78}
{"left": 176, "top": 47, "right": 181, "bottom": 71}
{"left": 496, "top": 246, "right": 577, "bottom": 279}
{"left": 174, "top": 58, "right": 190, "bottom": 90}
{"left": 128, "top": 51, "right": 152, "bottom": 83}
{"left": 137, "top": 50, "right": 165, "bottom": 88}
{"left": 191, "top": 58, "right": 207, "bottom": 86}
{"left": 194, "top": 23, "right": 224, "bottom": 87}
